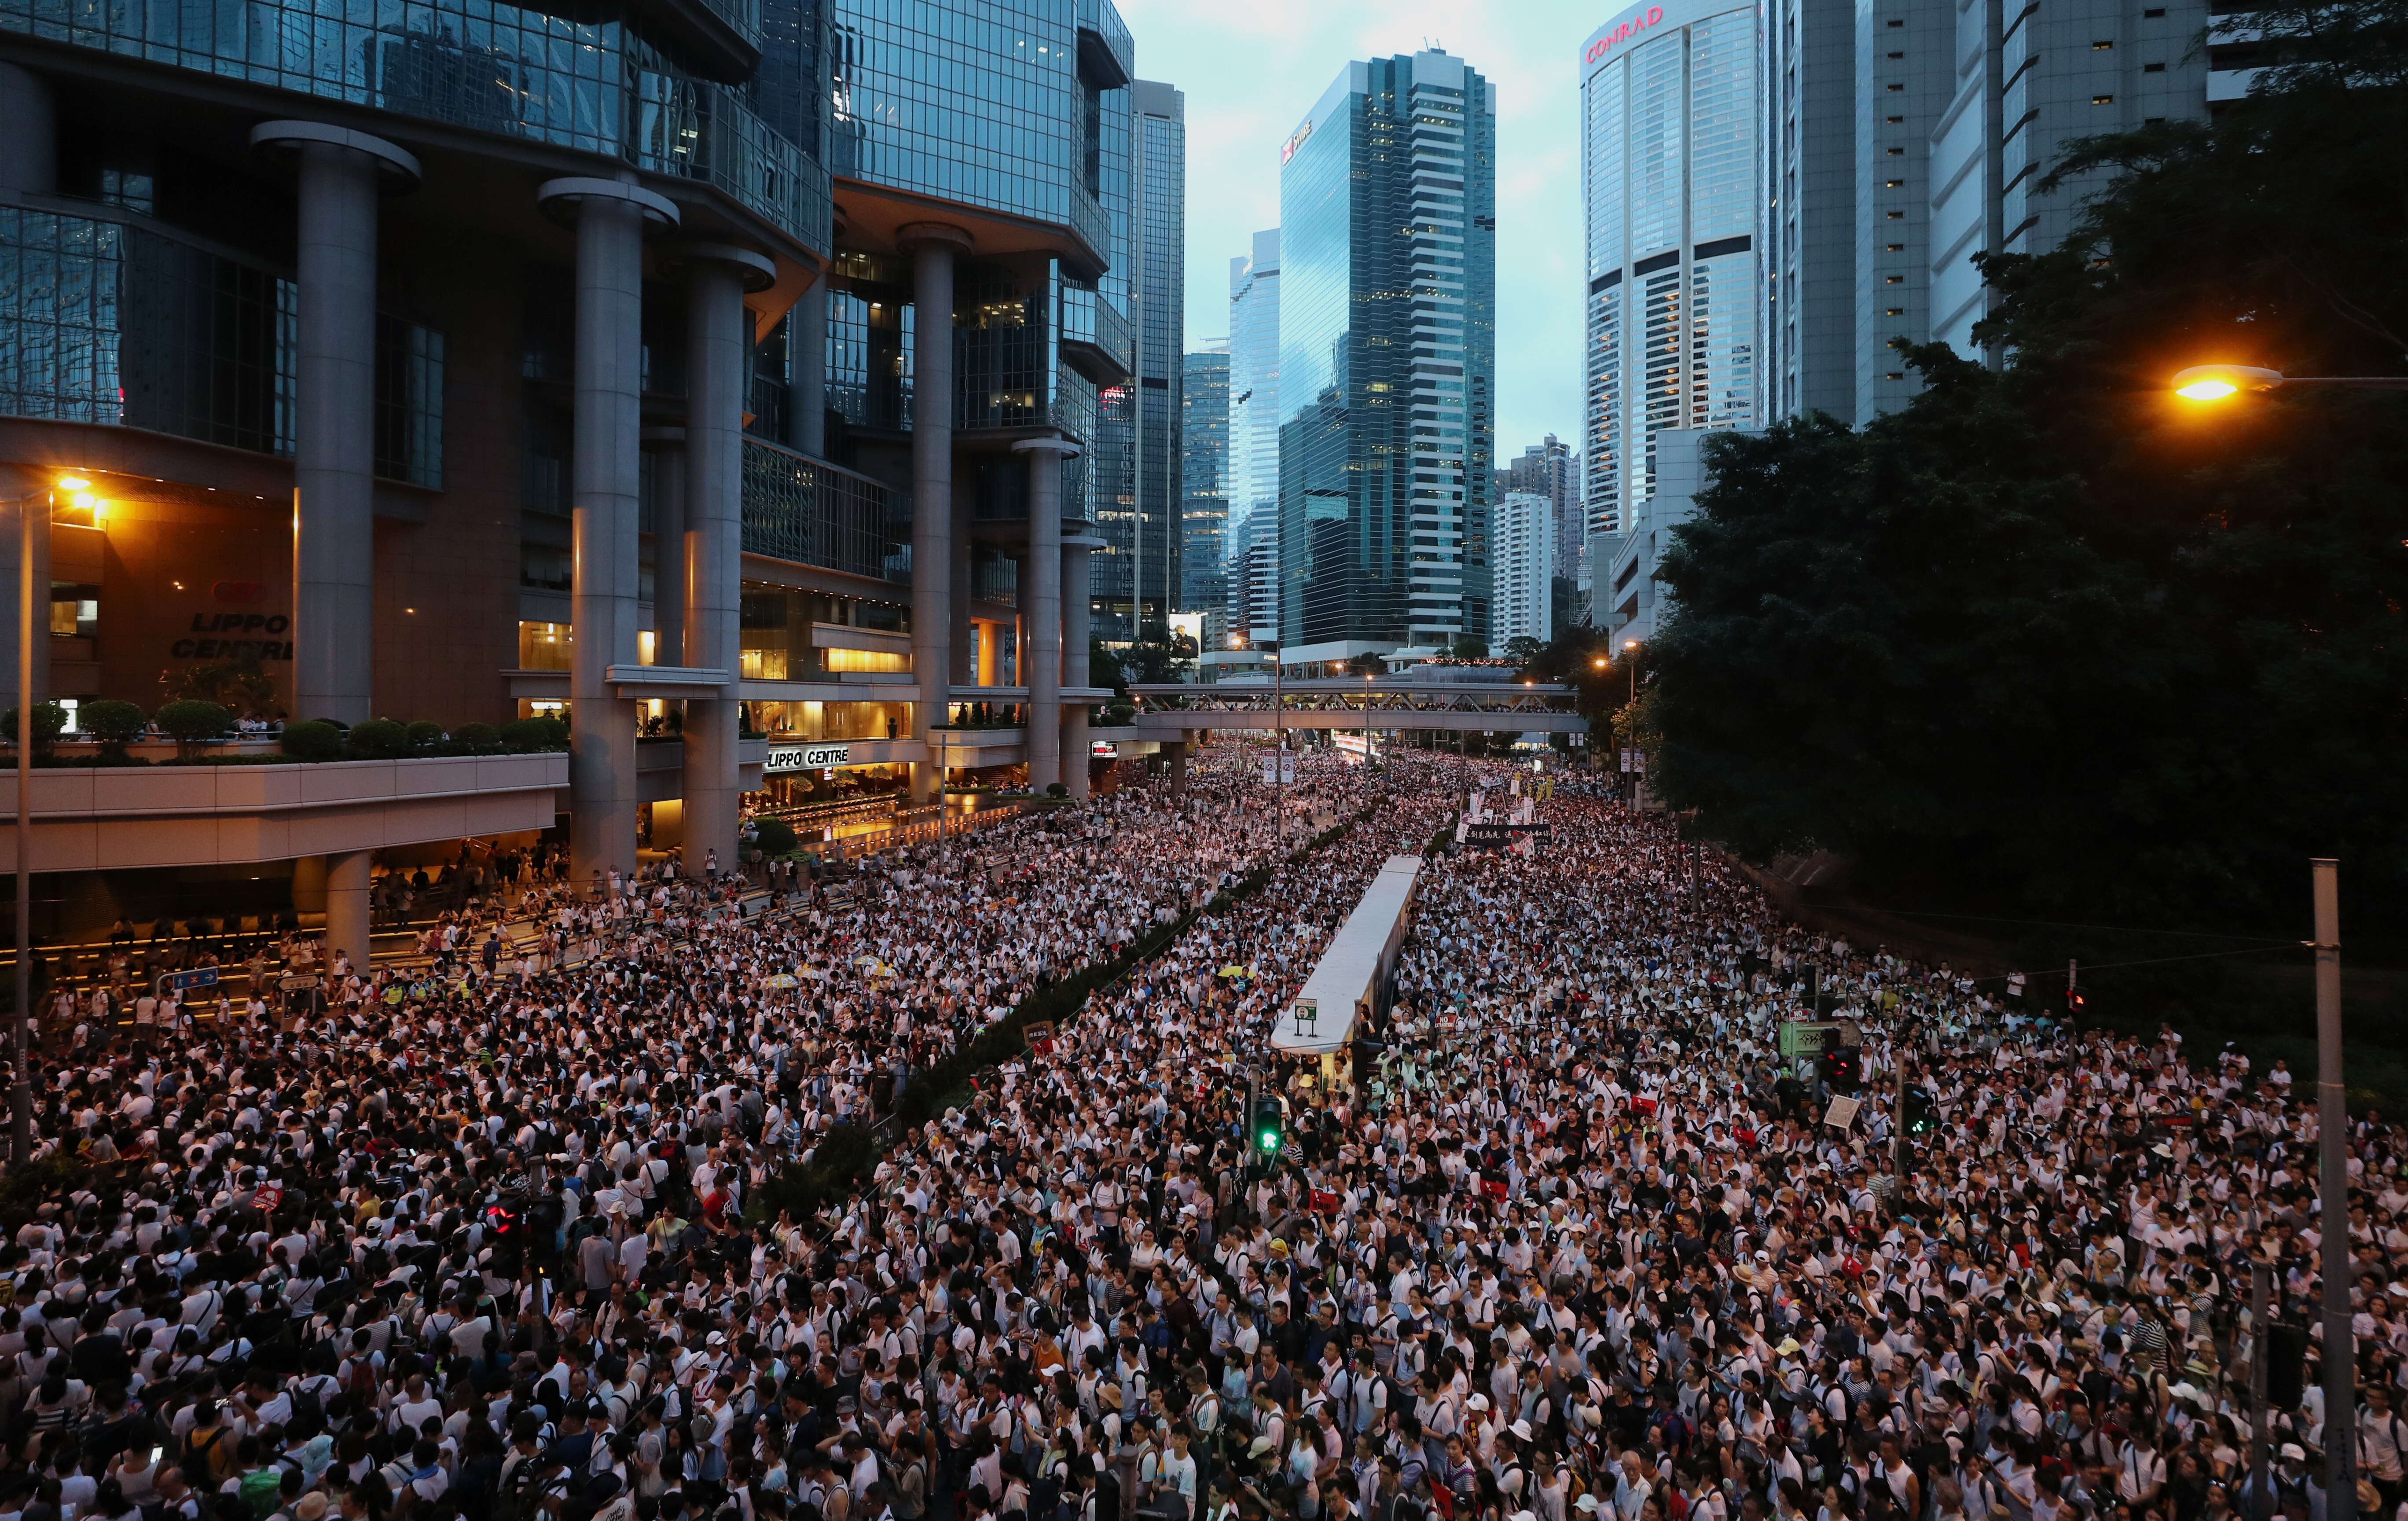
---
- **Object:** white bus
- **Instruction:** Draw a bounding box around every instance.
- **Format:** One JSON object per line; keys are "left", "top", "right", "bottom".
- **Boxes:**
{"left": 1271, "top": 854, "right": 1423, "bottom": 1083}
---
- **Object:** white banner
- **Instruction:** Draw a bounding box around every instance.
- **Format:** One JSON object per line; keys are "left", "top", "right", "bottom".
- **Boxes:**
{"left": 1260, "top": 752, "right": 1296, "bottom": 784}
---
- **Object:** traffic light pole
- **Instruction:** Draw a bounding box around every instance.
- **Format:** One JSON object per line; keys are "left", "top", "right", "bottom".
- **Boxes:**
{"left": 1891, "top": 1027, "right": 1910, "bottom": 1187}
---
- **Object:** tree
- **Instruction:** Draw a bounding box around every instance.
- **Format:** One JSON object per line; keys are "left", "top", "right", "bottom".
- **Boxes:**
{"left": 154, "top": 699, "right": 234, "bottom": 762}
{"left": 1645, "top": 10, "right": 2408, "bottom": 924}
{"left": 165, "top": 653, "right": 277, "bottom": 719}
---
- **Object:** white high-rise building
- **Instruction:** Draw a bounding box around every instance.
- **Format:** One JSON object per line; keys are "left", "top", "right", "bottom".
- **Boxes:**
{"left": 1582, "top": 0, "right": 1760, "bottom": 634}
{"left": 1227, "top": 229, "right": 1281, "bottom": 582}
{"left": 1493, "top": 492, "right": 1555, "bottom": 649}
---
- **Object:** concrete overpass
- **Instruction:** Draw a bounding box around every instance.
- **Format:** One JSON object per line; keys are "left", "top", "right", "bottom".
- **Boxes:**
{"left": 1128, "top": 679, "right": 1589, "bottom": 735}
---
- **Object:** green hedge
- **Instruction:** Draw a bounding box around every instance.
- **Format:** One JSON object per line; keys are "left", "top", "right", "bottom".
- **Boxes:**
{"left": 749, "top": 799, "right": 1380, "bottom": 1226}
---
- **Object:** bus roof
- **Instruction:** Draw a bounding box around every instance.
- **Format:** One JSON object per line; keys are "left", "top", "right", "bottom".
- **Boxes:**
{"left": 1271, "top": 854, "right": 1423, "bottom": 1055}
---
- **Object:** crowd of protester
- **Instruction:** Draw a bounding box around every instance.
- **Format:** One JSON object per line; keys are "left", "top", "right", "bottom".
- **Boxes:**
{"left": 0, "top": 746, "right": 2399, "bottom": 1521}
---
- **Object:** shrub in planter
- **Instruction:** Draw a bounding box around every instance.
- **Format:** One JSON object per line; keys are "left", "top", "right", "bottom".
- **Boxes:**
{"left": 502, "top": 715, "right": 570, "bottom": 753}
{"left": 453, "top": 722, "right": 502, "bottom": 755}
{"left": 154, "top": 699, "right": 233, "bottom": 761}
{"left": 346, "top": 717, "right": 412, "bottom": 760}
{"left": 405, "top": 720, "right": 445, "bottom": 752}
{"left": 0, "top": 702, "right": 68, "bottom": 753}
{"left": 78, "top": 699, "right": 147, "bottom": 761}
{"left": 751, "top": 816, "right": 799, "bottom": 856}
{"left": 1046, "top": 781, "right": 1069, "bottom": 798}
{"left": 280, "top": 720, "right": 344, "bottom": 763}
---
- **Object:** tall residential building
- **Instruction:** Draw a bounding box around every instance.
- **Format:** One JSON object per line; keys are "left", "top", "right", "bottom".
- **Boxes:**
{"left": 1501, "top": 435, "right": 1581, "bottom": 590}
{"left": 1764, "top": 0, "right": 2210, "bottom": 423}
{"left": 1493, "top": 492, "right": 1556, "bottom": 649}
{"left": 1227, "top": 229, "right": 1282, "bottom": 592}
{"left": 1181, "top": 345, "right": 1232, "bottom": 624}
{"left": 1280, "top": 50, "right": 1497, "bottom": 668}
{"left": 1091, "top": 78, "right": 1186, "bottom": 643}
{"left": 1582, "top": 0, "right": 1760, "bottom": 637}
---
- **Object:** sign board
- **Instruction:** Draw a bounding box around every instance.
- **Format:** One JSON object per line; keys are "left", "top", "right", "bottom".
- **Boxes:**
{"left": 167, "top": 967, "right": 219, "bottom": 993}
{"left": 1463, "top": 822, "right": 1553, "bottom": 849}
{"left": 1778, "top": 1021, "right": 1832, "bottom": 1058}
{"left": 1290, "top": 999, "right": 1321, "bottom": 1039}
{"left": 1090, "top": 740, "right": 1117, "bottom": 757}
{"left": 1620, "top": 749, "right": 1647, "bottom": 774}
{"left": 1261, "top": 752, "right": 1296, "bottom": 785}
{"left": 765, "top": 742, "right": 853, "bottom": 774}
{"left": 1023, "top": 1020, "right": 1057, "bottom": 1054}
{"left": 1823, "top": 1096, "right": 1862, "bottom": 1132}
{"left": 759, "top": 974, "right": 799, "bottom": 990}
{"left": 277, "top": 974, "right": 321, "bottom": 992}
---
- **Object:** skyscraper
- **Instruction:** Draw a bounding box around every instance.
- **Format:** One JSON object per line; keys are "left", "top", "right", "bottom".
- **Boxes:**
{"left": 1493, "top": 492, "right": 1556, "bottom": 649}
{"left": 1091, "top": 78, "right": 1186, "bottom": 643}
{"left": 1181, "top": 345, "right": 1231, "bottom": 625}
{"left": 1763, "top": 0, "right": 2210, "bottom": 423}
{"left": 1502, "top": 435, "right": 1581, "bottom": 593}
{"left": 1280, "top": 50, "right": 1497, "bottom": 667}
{"left": 1227, "top": 229, "right": 1282, "bottom": 584}
{"left": 1582, "top": 0, "right": 1760, "bottom": 635}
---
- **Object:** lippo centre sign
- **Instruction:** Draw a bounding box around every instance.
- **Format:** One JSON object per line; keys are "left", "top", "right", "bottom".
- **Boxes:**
{"left": 765, "top": 742, "right": 853, "bottom": 774}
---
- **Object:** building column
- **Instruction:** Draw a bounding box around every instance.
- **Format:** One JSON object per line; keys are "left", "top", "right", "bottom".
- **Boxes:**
{"left": 0, "top": 469, "right": 49, "bottom": 709}
{"left": 1014, "top": 437, "right": 1076, "bottom": 793}
{"left": 899, "top": 223, "right": 969, "bottom": 801}
{"left": 643, "top": 429, "right": 686, "bottom": 669}
{"left": 291, "top": 854, "right": 327, "bottom": 916}
{"left": 1063, "top": 534, "right": 1094, "bottom": 799}
{"left": 325, "top": 849, "right": 371, "bottom": 973}
{"left": 676, "top": 242, "right": 775, "bottom": 878}
{"left": 539, "top": 176, "right": 679, "bottom": 885}
{"left": 788, "top": 276, "right": 828, "bottom": 458}
{"left": 251, "top": 123, "right": 418, "bottom": 725}
{"left": 0, "top": 63, "right": 56, "bottom": 196}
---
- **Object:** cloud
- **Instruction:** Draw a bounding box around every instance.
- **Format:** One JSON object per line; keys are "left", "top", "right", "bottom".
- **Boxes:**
{"left": 1122, "top": 0, "right": 1599, "bottom": 455}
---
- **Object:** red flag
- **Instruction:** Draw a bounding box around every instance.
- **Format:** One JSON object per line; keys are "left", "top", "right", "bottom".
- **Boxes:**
{"left": 1481, "top": 1178, "right": 1509, "bottom": 1202}
{"left": 248, "top": 1185, "right": 283, "bottom": 1213}
{"left": 1310, "top": 1189, "right": 1341, "bottom": 1214}
{"left": 1628, "top": 1096, "right": 1659, "bottom": 1117}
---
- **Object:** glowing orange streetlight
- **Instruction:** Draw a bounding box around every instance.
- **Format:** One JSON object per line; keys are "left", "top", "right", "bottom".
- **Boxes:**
{"left": 2173, "top": 364, "right": 2408, "bottom": 400}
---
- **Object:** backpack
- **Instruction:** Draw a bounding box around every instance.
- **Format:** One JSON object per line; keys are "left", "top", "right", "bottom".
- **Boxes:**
{"left": 181, "top": 1425, "right": 230, "bottom": 1487}
{"left": 287, "top": 1378, "right": 330, "bottom": 1440}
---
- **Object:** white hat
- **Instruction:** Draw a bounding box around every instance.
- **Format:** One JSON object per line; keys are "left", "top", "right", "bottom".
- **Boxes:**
{"left": 2281, "top": 1444, "right": 2307, "bottom": 1462}
{"left": 1511, "top": 1419, "right": 1535, "bottom": 1442}
{"left": 1467, "top": 1394, "right": 1490, "bottom": 1412}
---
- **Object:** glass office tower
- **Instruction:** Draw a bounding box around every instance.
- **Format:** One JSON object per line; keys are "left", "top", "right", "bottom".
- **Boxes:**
{"left": 1181, "top": 345, "right": 1231, "bottom": 621}
{"left": 1089, "top": 78, "right": 1185, "bottom": 643}
{"left": 1581, "top": 0, "right": 1759, "bottom": 571}
{"left": 1277, "top": 51, "right": 1496, "bottom": 666}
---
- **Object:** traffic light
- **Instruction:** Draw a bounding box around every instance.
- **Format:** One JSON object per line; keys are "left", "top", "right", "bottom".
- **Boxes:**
{"left": 1820, "top": 1047, "right": 1860, "bottom": 1094}
{"left": 1904, "top": 1085, "right": 1938, "bottom": 1136}
{"left": 1251, "top": 1095, "right": 1285, "bottom": 1157}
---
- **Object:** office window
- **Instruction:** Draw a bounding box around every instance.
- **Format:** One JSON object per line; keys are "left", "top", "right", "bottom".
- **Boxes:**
{"left": 2094, "top": 94, "right": 2115, "bottom": 103}
{"left": 1884, "top": 307, "right": 1904, "bottom": 316}
{"left": 2144, "top": 61, "right": 2166, "bottom": 71}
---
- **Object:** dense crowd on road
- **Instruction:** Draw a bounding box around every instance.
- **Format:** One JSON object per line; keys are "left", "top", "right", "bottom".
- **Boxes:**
{"left": 0, "top": 745, "right": 2401, "bottom": 1521}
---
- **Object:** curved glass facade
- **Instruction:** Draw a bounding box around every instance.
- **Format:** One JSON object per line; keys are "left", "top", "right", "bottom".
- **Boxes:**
{"left": 1277, "top": 51, "right": 1495, "bottom": 654}
{"left": 0, "top": 0, "right": 830, "bottom": 253}
{"left": 1580, "top": 0, "right": 1759, "bottom": 536}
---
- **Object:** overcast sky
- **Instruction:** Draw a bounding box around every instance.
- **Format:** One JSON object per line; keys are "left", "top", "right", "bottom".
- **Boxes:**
{"left": 1117, "top": 0, "right": 1600, "bottom": 462}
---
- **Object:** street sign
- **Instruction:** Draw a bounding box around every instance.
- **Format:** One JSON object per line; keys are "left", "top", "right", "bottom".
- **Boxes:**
{"left": 1824, "top": 1096, "right": 1862, "bottom": 1132}
{"left": 165, "top": 967, "right": 218, "bottom": 993}
{"left": 277, "top": 974, "right": 321, "bottom": 992}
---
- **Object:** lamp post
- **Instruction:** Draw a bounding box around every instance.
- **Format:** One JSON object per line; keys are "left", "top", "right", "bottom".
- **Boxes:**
{"left": 8, "top": 478, "right": 63, "bottom": 1164}
{"left": 2172, "top": 364, "right": 2408, "bottom": 400}
{"left": 2312, "top": 857, "right": 2354, "bottom": 1521}
{"left": 1362, "top": 669, "right": 1373, "bottom": 777}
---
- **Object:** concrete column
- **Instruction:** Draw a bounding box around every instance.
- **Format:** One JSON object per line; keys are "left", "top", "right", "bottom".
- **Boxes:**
{"left": 252, "top": 123, "right": 419, "bottom": 725}
{"left": 325, "top": 850, "right": 371, "bottom": 973}
{"left": 899, "top": 223, "right": 969, "bottom": 802}
{"left": 643, "top": 430, "right": 686, "bottom": 669}
{"left": 676, "top": 243, "right": 775, "bottom": 878}
{"left": 290, "top": 854, "right": 328, "bottom": 916}
{"left": 788, "top": 276, "right": 828, "bottom": 459}
{"left": 0, "top": 63, "right": 57, "bottom": 196}
{"left": 0, "top": 469, "right": 50, "bottom": 709}
{"left": 539, "top": 176, "right": 679, "bottom": 885}
{"left": 1014, "top": 438, "right": 1076, "bottom": 792}
{"left": 1063, "top": 535, "right": 1094, "bottom": 800}
{"left": 951, "top": 531, "right": 973, "bottom": 708}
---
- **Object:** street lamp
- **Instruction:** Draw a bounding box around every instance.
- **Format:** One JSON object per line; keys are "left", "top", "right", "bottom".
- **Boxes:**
{"left": 6, "top": 476, "right": 70, "bottom": 1164}
{"left": 2173, "top": 364, "right": 2408, "bottom": 400}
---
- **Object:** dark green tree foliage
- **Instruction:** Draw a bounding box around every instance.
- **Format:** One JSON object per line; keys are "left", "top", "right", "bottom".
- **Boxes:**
{"left": 1650, "top": 3, "right": 2408, "bottom": 923}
